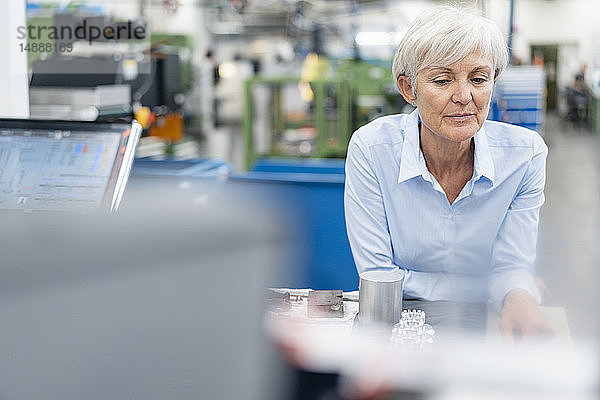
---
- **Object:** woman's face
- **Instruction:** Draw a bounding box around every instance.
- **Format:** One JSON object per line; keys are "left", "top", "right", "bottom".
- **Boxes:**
{"left": 414, "top": 52, "right": 495, "bottom": 143}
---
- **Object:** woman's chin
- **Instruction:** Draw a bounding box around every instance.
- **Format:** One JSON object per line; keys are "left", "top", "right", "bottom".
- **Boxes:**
{"left": 439, "top": 122, "right": 482, "bottom": 142}
{"left": 437, "top": 129, "right": 478, "bottom": 143}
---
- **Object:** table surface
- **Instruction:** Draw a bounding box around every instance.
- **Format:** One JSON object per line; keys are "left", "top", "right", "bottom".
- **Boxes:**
{"left": 269, "top": 288, "right": 571, "bottom": 343}
{"left": 266, "top": 289, "right": 590, "bottom": 399}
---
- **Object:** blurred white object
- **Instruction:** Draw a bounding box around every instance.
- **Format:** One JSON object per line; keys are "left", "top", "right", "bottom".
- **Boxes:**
{"left": 391, "top": 309, "right": 435, "bottom": 349}
{"left": 268, "top": 299, "right": 593, "bottom": 399}
{"left": 0, "top": 190, "right": 292, "bottom": 399}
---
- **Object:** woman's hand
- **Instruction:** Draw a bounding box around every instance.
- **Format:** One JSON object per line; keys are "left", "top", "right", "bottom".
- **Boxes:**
{"left": 500, "top": 289, "right": 554, "bottom": 343}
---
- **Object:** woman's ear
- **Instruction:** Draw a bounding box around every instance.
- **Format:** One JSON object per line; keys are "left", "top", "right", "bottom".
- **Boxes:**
{"left": 397, "top": 75, "right": 416, "bottom": 105}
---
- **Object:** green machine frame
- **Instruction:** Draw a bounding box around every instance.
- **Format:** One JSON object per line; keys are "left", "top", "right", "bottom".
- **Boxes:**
{"left": 243, "top": 76, "right": 352, "bottom": 170}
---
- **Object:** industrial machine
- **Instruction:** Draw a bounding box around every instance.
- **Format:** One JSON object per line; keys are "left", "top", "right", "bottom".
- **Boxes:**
{"left": 27, "top": 8, "right": 148, "bottom": 122}
{"left": 26, "top": 6, "right": 195, "bottom": 145}
{"left": 243, "top": 76, "right": 352, "bottom": 170}
{"left": 336, "top": 58, "right": 408, "bottom": 129}
{"left": 242, "top": 59, "right": 405, "bottom": 170}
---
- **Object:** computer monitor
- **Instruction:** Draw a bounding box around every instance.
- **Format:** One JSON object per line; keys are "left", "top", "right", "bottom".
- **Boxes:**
{"left": 0, "top": 119, "right": 141, "bottom": 212}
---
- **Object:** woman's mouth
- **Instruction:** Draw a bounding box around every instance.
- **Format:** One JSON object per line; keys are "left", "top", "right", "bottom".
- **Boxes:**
{"left": 445, "top": 113, "right": 476, "bottom": 121}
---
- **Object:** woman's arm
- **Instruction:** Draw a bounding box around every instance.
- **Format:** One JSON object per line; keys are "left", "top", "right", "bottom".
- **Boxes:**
{"left": 488, "top": 136, "right": 552, "bottom": 340}
{"left": 344, "top": 136, "right": 397, "bottom": 273}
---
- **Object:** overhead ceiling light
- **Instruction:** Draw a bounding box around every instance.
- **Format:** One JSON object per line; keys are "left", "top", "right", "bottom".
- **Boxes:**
{"left": 218, "top": 62, "right": 237, "bottom": 79}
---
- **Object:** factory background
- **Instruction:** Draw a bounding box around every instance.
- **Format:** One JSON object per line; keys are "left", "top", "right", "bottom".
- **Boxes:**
{"left": 0, "top": 0, "right": 599, "bottom": 399}
{"left": 3, "top": 0, "right": 600, "bottom": 166}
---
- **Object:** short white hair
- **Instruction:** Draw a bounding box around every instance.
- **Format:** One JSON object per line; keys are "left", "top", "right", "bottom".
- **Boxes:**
{"left": 392, "top": 5, "right": 509, "bottom": 94}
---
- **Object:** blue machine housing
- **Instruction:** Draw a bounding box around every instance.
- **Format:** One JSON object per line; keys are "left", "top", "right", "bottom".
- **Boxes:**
{"left": 129, "top": 157, "right": 359, "bottom": 291}
{"left": 230, "top": 158, "right": 358, "bottom": 291}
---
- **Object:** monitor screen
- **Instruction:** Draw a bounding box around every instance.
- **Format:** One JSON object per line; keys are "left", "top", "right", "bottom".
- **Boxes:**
{"left": 0, "top": 119, "right": 141, "bottom": 212}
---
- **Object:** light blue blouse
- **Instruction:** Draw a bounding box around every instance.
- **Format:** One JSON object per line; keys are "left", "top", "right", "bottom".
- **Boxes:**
{"left": 344, "top": 109, "right": 547, "bottom": 309}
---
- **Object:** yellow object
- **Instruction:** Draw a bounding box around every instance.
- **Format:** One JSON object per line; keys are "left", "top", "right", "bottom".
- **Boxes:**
{"left": 300, "top": 52, "right": 329, "bottom": 82}
{"left": 299, "top": 53, "right": 329, "bottom": 103}
{"left": 134, "top": 106, "right": 153, "bottom": 129}
{"left": 298, "top": 81, "right": 314, "bottom": 102}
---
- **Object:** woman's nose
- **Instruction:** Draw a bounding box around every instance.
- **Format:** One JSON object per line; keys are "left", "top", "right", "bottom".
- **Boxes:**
{"left": 451, "top": 81, "right": 473, "bottom": 104}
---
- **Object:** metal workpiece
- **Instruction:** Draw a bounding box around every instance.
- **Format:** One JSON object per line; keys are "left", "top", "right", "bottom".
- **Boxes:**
{"left": 307, "top": 290, "right": 344, "bottom": 318}
{"left": 358, "top": 270, "right": 404, "bottom": 326}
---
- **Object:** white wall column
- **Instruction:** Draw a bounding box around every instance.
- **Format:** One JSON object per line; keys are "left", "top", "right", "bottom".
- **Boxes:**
{"left": 0, "top": 0, "right": 29, "bottom": 118}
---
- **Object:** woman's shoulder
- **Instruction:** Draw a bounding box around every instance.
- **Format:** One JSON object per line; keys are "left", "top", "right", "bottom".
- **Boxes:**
{"left": 351, "top": 113, "right": 411, "bottom": 147}
{"left": 482, "top": 120, "right": 546, "bottom": 153}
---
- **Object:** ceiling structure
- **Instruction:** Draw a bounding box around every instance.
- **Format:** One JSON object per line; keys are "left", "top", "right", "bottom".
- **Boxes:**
{"left": 196, "top": 0, "right": 392, "bottom": 36}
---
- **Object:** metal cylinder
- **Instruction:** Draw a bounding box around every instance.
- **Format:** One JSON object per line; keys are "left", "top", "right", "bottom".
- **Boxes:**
{"left": 358, "top": 270, "right": 404, "bottom": 326}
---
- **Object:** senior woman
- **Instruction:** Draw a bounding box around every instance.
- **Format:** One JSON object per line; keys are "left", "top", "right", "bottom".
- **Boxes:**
{"left": 345, "top": 6, "right": 551, "bottom": 340}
